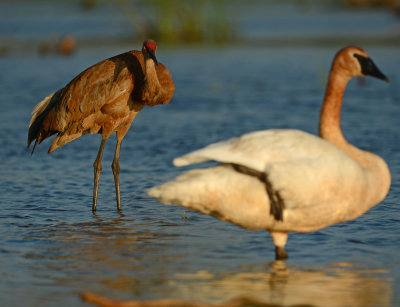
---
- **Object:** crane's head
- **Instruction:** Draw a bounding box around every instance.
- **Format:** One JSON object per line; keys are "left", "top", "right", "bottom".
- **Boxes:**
{"left": 333, "top": 46, "right": 388, "bottom": 82}
{"left": 142, "top": 39, "right": 158, "bottom": 66}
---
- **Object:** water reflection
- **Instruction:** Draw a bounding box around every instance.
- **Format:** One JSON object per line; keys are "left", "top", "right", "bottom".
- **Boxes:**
{"left": 20, "top": 211, "right": 185, "bottom": 296}
{"left": 17, "top": 212, "right": 393, "bottom": 307}
{"left": 166, "top": 261, "right": 392, "bottom": 307}
{"left": 64, "top": 215, "right": 181, "bottom": 262}
{"left": 82, "top": 260, "right": 392, "bottom": 307}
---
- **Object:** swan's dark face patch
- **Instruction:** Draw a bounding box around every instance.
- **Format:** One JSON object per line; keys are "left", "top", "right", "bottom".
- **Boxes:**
{"left": 353, "top": 53, "right": 388, "bottom": 81}
{"left": 230, "top": 163, "right": 285, "bottom": 221}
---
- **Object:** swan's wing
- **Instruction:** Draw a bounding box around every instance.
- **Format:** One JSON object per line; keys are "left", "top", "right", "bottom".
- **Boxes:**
{"left": 153, "top": 129, "right": 365, "bottom": 218}
{"left": 148, "top": 156, "right": 364, "bottom": 232}
{"left": 148, "top": 164, "right": 274, "bottom": 230}
{"left": 173, "top": 129, "right": 337, "bottom": 172}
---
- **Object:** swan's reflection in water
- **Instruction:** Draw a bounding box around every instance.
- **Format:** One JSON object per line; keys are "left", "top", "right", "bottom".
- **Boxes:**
{"left": 165, "top": 261, "right": 392, "bottom": 307}
{"left": 83, "top": 260, "right": 392, "bottom": 307}
{"left": 28, "top": 214, "right": 391, "bottom": 306}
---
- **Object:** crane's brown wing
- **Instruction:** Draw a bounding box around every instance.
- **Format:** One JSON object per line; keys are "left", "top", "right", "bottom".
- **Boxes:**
{"left": 56, "top": 51, "right": 145, "bottom": 129}
{"left": 44, "top": 50, "right": 174, "bottom": 131}
{"left": 29, "top": 50, "right": 174, "bottom": 152}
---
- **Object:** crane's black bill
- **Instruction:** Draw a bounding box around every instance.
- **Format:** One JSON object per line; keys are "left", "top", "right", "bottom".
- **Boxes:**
{"left": 148, "top": 49, "right": 158, "bottom": 66}
{"left": 354, "top": 54, "right": 389, "bottom": 82}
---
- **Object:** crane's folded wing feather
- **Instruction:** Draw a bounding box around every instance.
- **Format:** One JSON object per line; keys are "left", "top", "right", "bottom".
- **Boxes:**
{"left": 57, "top": 53, "right": 140, "bottom": 128}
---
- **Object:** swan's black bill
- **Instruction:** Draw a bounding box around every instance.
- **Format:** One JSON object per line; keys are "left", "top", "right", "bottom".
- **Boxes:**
{"left": 354, "top": 54, "right": 389, "bottom": 82}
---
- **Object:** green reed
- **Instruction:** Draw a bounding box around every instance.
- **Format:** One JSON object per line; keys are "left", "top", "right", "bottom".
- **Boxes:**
{"left": 117, "top": 0, "right": 235, "bottom": 44}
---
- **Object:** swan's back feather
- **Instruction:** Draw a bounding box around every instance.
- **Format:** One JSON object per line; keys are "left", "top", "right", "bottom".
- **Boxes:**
{"left": 174, "top": 129, "right": 352, "bottom": 172}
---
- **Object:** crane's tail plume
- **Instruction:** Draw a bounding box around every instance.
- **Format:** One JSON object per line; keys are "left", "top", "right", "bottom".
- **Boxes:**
{"left": 28, "top": 89, "right": 62, "bottom": 154}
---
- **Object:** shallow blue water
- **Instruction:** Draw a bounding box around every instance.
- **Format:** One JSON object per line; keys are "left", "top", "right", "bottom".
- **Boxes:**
{"left": 1, "top": 2, "right": 400, "bottom": 307}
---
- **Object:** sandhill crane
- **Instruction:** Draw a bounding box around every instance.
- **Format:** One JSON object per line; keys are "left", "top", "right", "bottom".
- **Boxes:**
{"left": 148, "top": 46, "right": 390, "bottom": 260}
{"left": 28, "top": 40, "right": 174, "bottom": 212}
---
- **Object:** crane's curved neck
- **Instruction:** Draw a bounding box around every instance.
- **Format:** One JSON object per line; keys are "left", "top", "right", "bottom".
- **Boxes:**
{"left": 144, "top": 54, "right": 161, "bottom": 90}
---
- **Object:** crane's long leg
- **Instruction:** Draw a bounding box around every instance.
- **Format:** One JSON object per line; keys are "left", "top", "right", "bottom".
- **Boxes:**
{"left": 112, "top": 139, "right": 122, "bottom": 211}
{"left": 93, "top": 138, "right": 107, "bottom": 212}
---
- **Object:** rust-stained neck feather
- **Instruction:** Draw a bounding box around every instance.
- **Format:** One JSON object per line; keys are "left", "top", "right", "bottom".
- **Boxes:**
{"left": 319, "top": 67, "right": 350, "bottom": 149}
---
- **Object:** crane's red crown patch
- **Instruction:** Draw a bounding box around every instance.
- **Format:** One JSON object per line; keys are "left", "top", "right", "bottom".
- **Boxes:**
{"left": 144, "top": 40, "right": 157, "bottom": 51}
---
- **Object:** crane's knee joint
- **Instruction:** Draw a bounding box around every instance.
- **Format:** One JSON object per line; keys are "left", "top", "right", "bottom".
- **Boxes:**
{"left": 111, "top": 161, "right": 120, "bottom": 174}
{"left": 93, "top": 160, "right": 102, "bottom": 173}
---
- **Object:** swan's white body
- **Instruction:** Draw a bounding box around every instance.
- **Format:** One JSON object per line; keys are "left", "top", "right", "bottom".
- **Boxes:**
{"left": 148, "top": 46, "right": 390, "bottom": 259}
{"left": 160, "top": 128, "right": 388, "bottom": 232}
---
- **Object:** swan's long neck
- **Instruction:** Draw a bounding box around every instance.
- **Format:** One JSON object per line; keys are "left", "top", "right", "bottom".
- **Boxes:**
{"left": 319, "top": 70, "right": 377, "bottom": 162}
{"left": 319, "top": 70, "right": 349, "bottom": 149}
{"left": 319, "top": 68, "right": 390, "bottom": 206}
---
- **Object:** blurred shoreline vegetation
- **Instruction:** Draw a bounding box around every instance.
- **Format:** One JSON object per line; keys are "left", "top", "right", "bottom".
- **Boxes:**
{"left": 342, "top": 0, "right": 400, "bottom": 9}
{"left": 1, "top": 0, "right": 397, "bottom": 54}
{"left": 82, "top": 0, "right": 399, "bottom": 45}
{"left": 115, "top": 0, "right": 235, "bottom": 44}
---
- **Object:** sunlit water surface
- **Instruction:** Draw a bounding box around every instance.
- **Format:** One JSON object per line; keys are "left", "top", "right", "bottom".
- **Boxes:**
{"left": 1, "top": 3, "right": 400, "bottom": 307}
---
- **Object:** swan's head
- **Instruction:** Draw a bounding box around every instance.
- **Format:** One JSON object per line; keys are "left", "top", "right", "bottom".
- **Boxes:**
{"left": 333, "top": 46, "right": 388, "bottom": 82}
{"left": 142, "top": 39, "right": 158, "bottom": 66}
